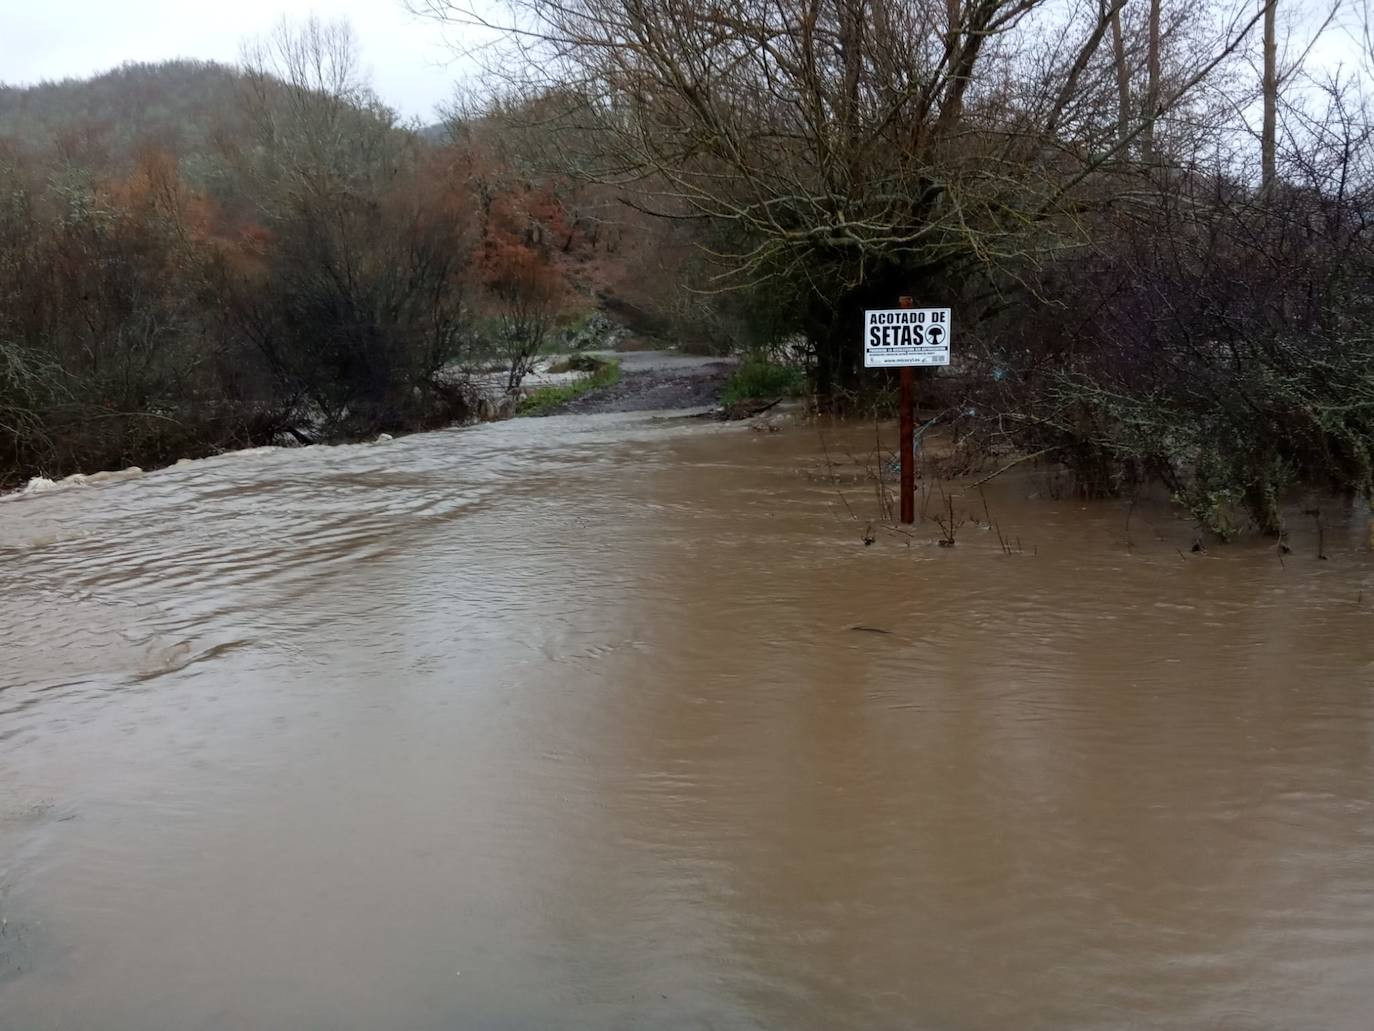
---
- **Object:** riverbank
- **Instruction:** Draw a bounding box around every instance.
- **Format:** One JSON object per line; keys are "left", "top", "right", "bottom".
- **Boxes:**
{"left": 528, "top": 350, "right": 736, "bottom": 415}
{"left": 2, "top": 350, "right": 741, "bottom": 499}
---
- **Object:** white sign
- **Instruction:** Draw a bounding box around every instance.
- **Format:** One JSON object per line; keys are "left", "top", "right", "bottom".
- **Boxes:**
{"left": 863, "top": 307, "right": 951, "bottom": 367}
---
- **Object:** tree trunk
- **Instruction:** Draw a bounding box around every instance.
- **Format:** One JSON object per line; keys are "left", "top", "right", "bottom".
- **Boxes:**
{"left": 1143, "top": 0, "right": 1161, "bottom": 161}
{"left": 945, "top": 0, "right": 961, "bottom": 64}
{"left": 809, "top": 289, "right": 868, "bottom": 411}
{"left": 1111, "top": 3, "right": 1131, "bottom": 149}
{"left": 937, "top": 0, "right": 992, "bottom": 136}
{"left": 1260, "top": 0, "right": 1278, "bottom": 195}
{"left": 839, "top": 0, "right": 864, "bottom": 132}
{"left": 838, "top": 0, "right": 866, "bottom": 184}
{"left": 1044, "top": 0, "right": 1128, "bottom": 140}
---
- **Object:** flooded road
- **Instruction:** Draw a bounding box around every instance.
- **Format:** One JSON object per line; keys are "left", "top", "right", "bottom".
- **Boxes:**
{"left": 2, "top": 413, "right": 1373, "bottom": 1030}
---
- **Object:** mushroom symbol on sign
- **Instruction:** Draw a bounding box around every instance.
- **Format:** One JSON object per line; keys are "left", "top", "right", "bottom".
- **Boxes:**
{"left": 927, "top": 325, "right": 946, "bottom": 347}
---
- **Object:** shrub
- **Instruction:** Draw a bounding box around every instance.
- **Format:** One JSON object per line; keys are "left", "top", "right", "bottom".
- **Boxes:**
{"left": 516, "top": 358, "right": 620, "bottom": 415}
{"left": 721, "top": 354, "right": 806, "bottom": 405}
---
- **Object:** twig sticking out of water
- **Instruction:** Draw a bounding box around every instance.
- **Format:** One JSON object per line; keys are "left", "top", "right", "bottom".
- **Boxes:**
{"left": 978, "top": 486, "right": 1026, "bottom": 555}
{"left": 816, "top": 422, "right": 837, "bottom": 479}
{"left": 1304, "top": 507, "right": 1329, "bottom": 560}
{"left": 1275, "top": 528, "right": 1293, "bottom": 568}
{"left": 871, "top": 417, "right": 895, "bottom": 523}
{"left": 933, "top": 494, "right": 964, "bottom": 547}
{"left": 967, "top": 447, "right": 1055, "bottom": 489}
{"left": 883, "top": 525, "right": 914, "bottom": 548}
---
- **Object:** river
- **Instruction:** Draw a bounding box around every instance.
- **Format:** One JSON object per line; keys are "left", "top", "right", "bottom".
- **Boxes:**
{"left": 2, "top": 412, "right": 1373, "bottom": 1029}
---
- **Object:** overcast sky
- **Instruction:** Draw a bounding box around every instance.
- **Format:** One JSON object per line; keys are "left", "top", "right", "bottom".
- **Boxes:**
{"left": 0, "top": 0, "right": 469, "bottom": 122}
{"left": 2, "top": 0, "right": 1367, "bottom": 126}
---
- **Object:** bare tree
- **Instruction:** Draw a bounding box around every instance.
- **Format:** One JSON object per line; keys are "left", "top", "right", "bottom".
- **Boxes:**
{"left": 1254, "top": 0, "right": 1343, "bottom": 197}
{"left": 1143, "top": 0, "right": 1162, "bottom": 160}
{"left": 238, "top": 17, "right": 396, "bottom": 215}
{"left": 229, "top": 17, "right": 477, "bottom": 431}
{"left": 493, "top": 276, "right": 562, "bottom": 394}
{"left": 1111, "top": 2, "right": 1132, "bottom": 147}
{"left": 414, "top": 0, "right": 1264, "bottom": 399}
{"left": 1260, "top": 0, "right": 1277, "bottom": 193}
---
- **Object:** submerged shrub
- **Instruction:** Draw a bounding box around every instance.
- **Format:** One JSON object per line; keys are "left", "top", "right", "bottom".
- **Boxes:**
{"left": 722, "top": 354, "right": 806, "bottom": 405}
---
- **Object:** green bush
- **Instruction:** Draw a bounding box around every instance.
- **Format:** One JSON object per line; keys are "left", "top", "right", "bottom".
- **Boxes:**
{"left": 722, "top": 354, "right": 806, "bottom": 404}
{"left": 517, "top": 359, "right": 621, "bottom": 415}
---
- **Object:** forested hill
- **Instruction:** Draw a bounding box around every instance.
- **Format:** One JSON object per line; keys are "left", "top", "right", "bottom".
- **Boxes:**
{"left": 0, "top": 60, "right": 248, "bottom": 162}
{"left": 0, "top": 33, "right": 701, "bottom": 491}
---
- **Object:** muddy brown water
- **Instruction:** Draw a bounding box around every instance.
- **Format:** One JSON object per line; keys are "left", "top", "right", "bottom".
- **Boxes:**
{"left": 2, "top": 414, "right": 1373, "bottom": 1030}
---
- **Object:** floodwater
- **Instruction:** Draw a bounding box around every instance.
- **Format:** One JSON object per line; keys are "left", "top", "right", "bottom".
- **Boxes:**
{"left": 2, "top": 413, "right": 1373, "bottom": 1030}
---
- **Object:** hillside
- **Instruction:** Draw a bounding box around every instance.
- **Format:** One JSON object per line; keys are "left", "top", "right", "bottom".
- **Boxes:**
{"left": 0, "top": 60, "right": 249, "bottom": 164}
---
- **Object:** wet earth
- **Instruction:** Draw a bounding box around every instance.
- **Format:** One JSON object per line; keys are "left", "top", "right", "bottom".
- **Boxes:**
{"left": 539, "top": 350, "right": 735, "bottom": 415}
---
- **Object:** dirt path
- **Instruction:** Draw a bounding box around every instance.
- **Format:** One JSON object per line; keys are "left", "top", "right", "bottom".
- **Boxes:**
{"left": 538, "top": 351, "right": 735, "bottom": 415}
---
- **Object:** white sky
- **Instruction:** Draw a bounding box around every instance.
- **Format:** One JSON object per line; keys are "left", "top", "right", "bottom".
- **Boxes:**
{"left": 0, "top": 0, "right": 471, "bottom": 122}
{"left": 0, "top": 0, "right": 1366, "bottom": 125}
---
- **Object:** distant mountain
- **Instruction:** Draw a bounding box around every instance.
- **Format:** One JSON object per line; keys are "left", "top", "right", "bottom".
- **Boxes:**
{"left": 0, "top": 60, "right": 249, "bottom": 164}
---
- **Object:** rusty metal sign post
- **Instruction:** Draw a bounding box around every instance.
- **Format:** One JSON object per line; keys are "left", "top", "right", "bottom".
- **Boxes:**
{"left": 863, "top": 298, "right": 953, "bottom": 524}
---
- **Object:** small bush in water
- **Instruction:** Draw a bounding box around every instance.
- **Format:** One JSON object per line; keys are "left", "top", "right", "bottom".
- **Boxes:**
{"left": 722, "top": 355, "right": 806, "bottom": 404}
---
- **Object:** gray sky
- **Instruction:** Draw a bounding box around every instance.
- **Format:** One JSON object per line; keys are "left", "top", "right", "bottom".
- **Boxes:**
{"left": 1, "top": 0, "right": 1366, "bottom": 126}
{"left": 0, "top": 0, "right": 467, "bottom": 121}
